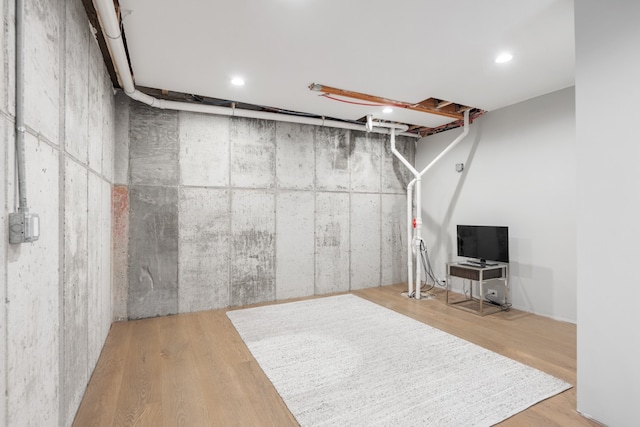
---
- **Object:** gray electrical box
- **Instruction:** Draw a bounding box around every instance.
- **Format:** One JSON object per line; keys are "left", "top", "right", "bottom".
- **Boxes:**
{"left": 9, "top": 212, "right": 40, "bottom": 244}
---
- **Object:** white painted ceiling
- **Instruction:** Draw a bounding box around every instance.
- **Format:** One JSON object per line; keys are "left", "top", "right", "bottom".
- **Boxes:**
{"left": 118, "top": 0, "right": 574, "bottom": 129}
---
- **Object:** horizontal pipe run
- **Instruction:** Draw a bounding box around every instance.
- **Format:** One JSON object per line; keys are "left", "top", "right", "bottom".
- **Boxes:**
{"left": 144, "top": 97, "right": 419, "bottom": 137}
{"left": 371, "top": 120, "right": 409, "bottom": 132}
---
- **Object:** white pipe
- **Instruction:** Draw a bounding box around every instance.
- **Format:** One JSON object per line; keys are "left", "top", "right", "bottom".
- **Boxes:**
{"left": 92, "top": 0, "right": 420, "bottom": 138}
{"left": 390, "top": 129, "right": 419, "bottom": 176}
{"left": 371, "top": 120, "right": 409, "bottom": 132}
{"left": 93, "top": 0, "right": 134, "bottom": 93}
{"left": 415, "top": 110, "right": 469, "bottom": 298}
{"left": 406, "top": 179, "right": 416, "bottom": 297}
{"left": 415, "top": 177, "right": 422, "bottom": 299}
{"left": 392, "top": 129, "right": 420, "bottom": 298}
{"left": 144, "top": 97, "right": 416, "bottom": 136}
{"left": 386, "top": 110, "right": 470, "bottom": 300}
{"left": 418, "top": 109, "right": 470, "bottom": 179}
{"left": 392, "top": 130, "right": 421, "bottom": 298}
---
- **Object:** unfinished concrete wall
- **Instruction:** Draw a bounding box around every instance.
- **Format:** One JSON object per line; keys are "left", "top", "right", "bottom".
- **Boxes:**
{"left": 0, "top": 114, "right": 7, "bottom": 427}
{"left": 381, "top": 194, "right": 408, "bottom": 285}
{"left": 1, "top": 3, "right": 8, "bottom": 421}
{"left": 112, "top": 93, "right": 130, "bottom": 320}
{"left": 350, "top": 193, "right": 381, "bottom": 290}
{"left": 178, "top": 188, "right": 230, "bottom": 312}
{"left": 315, "top": 192, "right": 351, "bottom": 294}
{"left": 1, "top": 1, "right": 115, "bottom": 425}
{"left": 122, "top": 103, "right": 413, "bottom": 317}
{"left": 231, "top": 190, "right": 276, "bottom": 306}
{"left": 128, "top": 185, "right": 179, "bottom": 318}
{"left": 276, "top": 191, "right": 314, "bottom": 299}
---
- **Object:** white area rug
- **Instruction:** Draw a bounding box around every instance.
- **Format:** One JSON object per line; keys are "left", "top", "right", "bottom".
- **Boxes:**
{"left": 227, "top": 294, "right": 571, "bottom": 427}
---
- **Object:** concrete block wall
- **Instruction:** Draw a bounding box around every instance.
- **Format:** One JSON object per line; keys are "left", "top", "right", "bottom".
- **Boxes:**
{"left": 118, "top": 102, "right": 414, "bottom": 319}
{"left": 1, "top": 0, "right": 115, "bottom": 425}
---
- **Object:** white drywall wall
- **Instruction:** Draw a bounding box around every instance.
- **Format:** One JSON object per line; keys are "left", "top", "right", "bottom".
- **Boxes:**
{"left": 416, "top": 87, "right": 576, "bottom": 322}
{"left": 575, "top": 1, "right": 640, "bottom": 425}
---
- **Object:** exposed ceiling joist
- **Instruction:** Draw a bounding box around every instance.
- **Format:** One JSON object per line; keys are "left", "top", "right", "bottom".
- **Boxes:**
{"left": 309, "top": 83, "right": 476, "bottom": 120}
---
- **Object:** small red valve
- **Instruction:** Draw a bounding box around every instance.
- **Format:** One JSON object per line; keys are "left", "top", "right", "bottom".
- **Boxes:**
{"left": 412, "top": 218, "right": 416, "bottom": 229}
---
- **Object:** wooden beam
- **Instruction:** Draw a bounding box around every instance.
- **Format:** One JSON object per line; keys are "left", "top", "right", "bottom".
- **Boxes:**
{"left": 414, "top": 98, "right": 437, "bottom": 108}
{"left": 437, "top": 100, "right": 454, "bottom": 109}
{"left": 310, "top": 83, "right": 464, "bottom": 120}
{"left": 414, "top": 98, "right": 461, "bottom": 115}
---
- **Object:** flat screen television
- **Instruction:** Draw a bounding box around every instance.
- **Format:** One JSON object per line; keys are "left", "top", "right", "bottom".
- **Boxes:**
{"left": 457, "top": 225, "right": 509, "bottom": 265}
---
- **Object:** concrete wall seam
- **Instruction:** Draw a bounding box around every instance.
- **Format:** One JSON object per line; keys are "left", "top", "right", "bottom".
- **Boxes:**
{"left": 122, "top": 104, "right": 414, "bottom": 318}
{"left": 1, "top": 0, "right": 116, "bottom": 425}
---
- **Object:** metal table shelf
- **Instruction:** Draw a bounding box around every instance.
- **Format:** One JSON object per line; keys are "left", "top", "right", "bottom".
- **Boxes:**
{"left": 446, "top": 262, "right": 509, "bottom": 316}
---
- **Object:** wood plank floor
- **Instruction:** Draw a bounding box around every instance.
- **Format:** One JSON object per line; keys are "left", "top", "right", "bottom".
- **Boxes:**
{"left": 74, "top": 284, "right": 599, "bottom": 426}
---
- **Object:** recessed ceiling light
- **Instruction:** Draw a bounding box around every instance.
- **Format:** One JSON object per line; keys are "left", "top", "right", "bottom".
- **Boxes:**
{"left": 231, "top": 77, "right": 245, "bottom": 86}
{"left": 495, "top": 52, "right": 513, "bottom": 64}
{"left": 382, "top": 107, "right": 393, "bottom": 114}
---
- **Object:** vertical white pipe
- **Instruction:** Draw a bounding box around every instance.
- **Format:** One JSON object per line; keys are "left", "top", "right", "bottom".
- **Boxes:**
{"left": 406, "top": 179, "right": 416, "bottom": 297}
{"left": 388, "top": 110, "right": 470, "bottom": 300}
{"left": 414, "top": 110, "right": 469, "bottom": 298}
{"left": 415, "top": 178, "right": 422, "bottom": 299}
{"left": 391, "top": 129, "right": 419, "bottom": 297}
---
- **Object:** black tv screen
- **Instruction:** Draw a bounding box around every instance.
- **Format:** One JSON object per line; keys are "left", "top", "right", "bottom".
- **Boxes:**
{"left": 457, "top": 225, "right": 509, "bottom": 264}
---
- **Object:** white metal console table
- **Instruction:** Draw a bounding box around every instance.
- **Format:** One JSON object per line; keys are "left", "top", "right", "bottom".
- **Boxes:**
{"left": 446, "top": 262, "right": 509, "bottom": 316}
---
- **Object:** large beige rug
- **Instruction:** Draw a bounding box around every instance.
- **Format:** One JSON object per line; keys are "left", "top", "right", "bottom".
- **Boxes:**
{"left": 227, "top": 294, "right": 571, "bottom": 427}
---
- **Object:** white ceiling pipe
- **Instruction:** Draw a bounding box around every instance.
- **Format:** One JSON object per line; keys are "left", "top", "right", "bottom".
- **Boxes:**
{"left": 92, "top": 0, "right": 420, "bottom": 138}
{"left": 418, "top": 109, "right": 470, "bottom": 178}
{"left": 143, "top": 97, "right": 417, "bottom": 137}
{"left": 371, "top": 120, "right": 409, "bottom": 132}
{"left": 390, "top": 130, "right": 419, "bottom": 177}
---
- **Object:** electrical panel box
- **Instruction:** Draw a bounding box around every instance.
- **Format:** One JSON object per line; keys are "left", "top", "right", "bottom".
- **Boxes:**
{"left": 9, "top": 212, "right": 40, "bottom": 244}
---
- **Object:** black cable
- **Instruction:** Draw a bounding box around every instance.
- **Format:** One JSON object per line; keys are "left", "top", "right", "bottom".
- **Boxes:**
{"left": 403, "top": 240, "right": 449, "bottom": 298}
{"left": 418, "top": 242, "right": 435, "bottom": 292}
{"left": 419, "top": 240, "right": 442, "bottom": 287}
{"left": 485, "top": 294, "right": 512, "bottom": 312}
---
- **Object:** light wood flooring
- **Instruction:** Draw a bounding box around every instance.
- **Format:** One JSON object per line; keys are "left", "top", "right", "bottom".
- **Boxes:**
{"left": 74, "top": 284, "right": 599, "bottom": 426}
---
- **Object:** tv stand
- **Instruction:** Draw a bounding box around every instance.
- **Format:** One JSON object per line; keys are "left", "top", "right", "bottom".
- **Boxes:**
{"left": 446, "top": 262, "right": 509, "bottom": 316}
